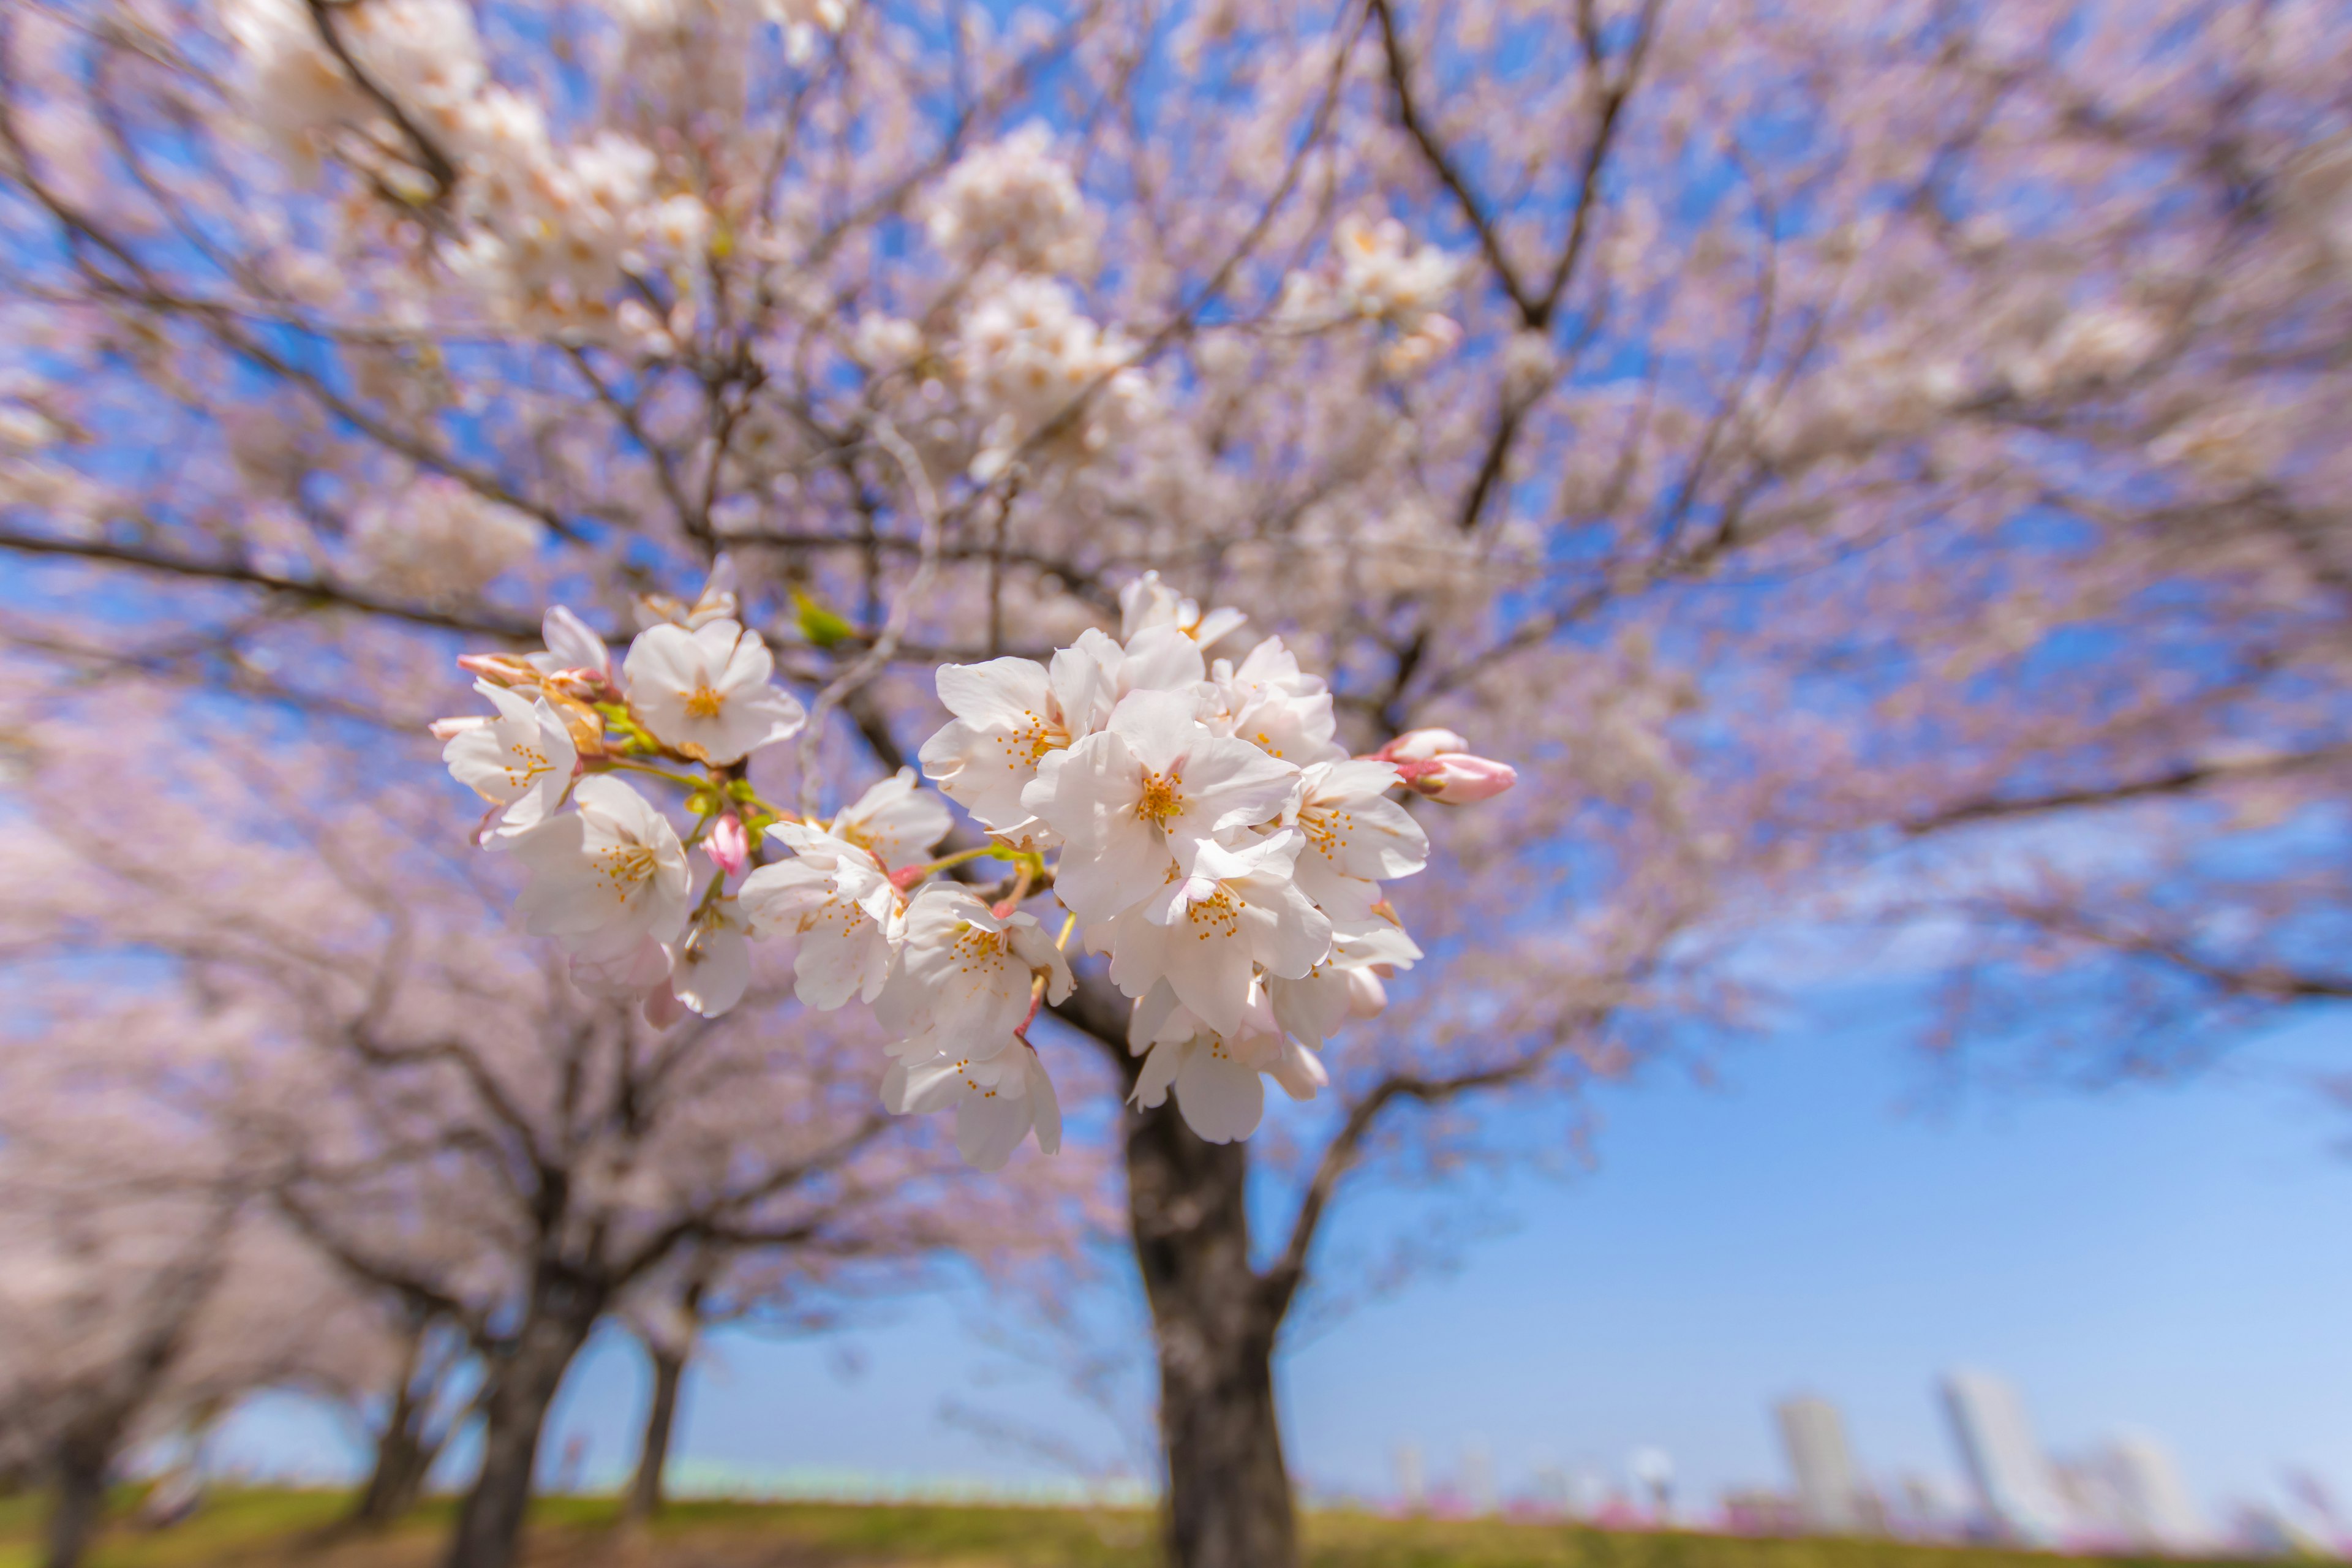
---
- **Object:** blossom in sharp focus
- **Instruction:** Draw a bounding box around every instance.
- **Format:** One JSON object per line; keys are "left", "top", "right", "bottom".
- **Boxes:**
{"left": 1207, "top": 636, "right": 1346, "bottom": 766}
{"left": 1024, "top": 689, "right": 1300, "bottom": 923}
{"left": 883, "top": 1040, "right": 1061, "bottom": 1172}
{"left": 1285, "top": 758, "right": 1429, "bottom": 907}
{"left": 1096, "top": 831, "right": 1332, "bottom": 1036}
{"left": 874, "top": 884, "right": 1072, "bottom": 1064}
{"left": 621, "top": 617, "right": 806, "bottom": 764}
{"left": 824, "top": 768, "right": 953, "bottom": 871}
{"left": 918, "top": 636, "right": 1123, "bottom": 837}
{"left": 736, "top": 824, "right": 900, "bottom": 1009}
{"left": 439, "top": 678, "right": 578, "bottom": 840}
{"left": 510, "top": 776, "right": 693, "bottom": 957}
{"left": 1118, "top": 570, "right": 1248, "bottom": 649}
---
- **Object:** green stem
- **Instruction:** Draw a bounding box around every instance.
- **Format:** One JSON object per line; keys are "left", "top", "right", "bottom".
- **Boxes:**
{"left": 601, "top": 759, "right": 709, "bottom": 791}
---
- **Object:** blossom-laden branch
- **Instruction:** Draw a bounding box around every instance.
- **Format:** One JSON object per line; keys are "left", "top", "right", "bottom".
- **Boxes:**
{"left": 434, "top": 564, "right": 1514, "bottom": 1170}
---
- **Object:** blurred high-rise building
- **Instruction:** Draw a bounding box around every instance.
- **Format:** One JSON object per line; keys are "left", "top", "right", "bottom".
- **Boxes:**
{"left": 1461, "top": 1439, "right": 1499, "bottom": 1517}
{"left": 2106, "top": 1433, "right": 2206, "bottom": 1552}
{"left": 1940, "top": 1369, "right": 2070, "bottom": 1545}
{"left": 1776, "top": 1394, "right": 1869, "bottom": 1534}
{"left": 1393, "top": 1442, "right": 1425, "bottom": 1513}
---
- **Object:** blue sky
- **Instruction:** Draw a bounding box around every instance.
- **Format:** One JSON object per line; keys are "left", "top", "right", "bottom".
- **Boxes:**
{"left": 219, "top": 999, "right": 2352, "bottom": 1527}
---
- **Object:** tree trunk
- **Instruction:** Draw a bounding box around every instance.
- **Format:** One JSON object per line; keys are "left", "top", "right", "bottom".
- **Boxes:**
{"left": 1125, "top": 1096, "right": 1295, "bottom": 1568}
{"left": 348, "top": 1327, "right": 434, "bottom": 1531}
{"left": 620, "top": 1344, "right": 685, "bottom": 1525}
{"left": 441, "top": 1279, "right": 600, "bottom": 1568}
{"left": 45, "top": 1430, "right": 112, "bottom": 1568}
{"left": 349, "top": 1410, "right": 433, "bottom": 1529}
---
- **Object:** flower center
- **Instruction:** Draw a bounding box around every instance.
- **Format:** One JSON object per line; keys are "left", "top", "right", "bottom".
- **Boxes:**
{"left": 502, "top": 742, "right": 554, "bottom": 790}
{"left": 1134, "top": 769, "right": 1184, "bottom": 826}
{"left": 1184, "top": 887, "right": 1242, "bottom": 939}
{"left": 592, "top": 842, "right": 658, "bottom": 900}
{"left": 952, "top": 922, "right": 1008, "bottom": 966}
{"left": 994, "top": 709, "right": 1068, "bottom": 771}
{"left": 682, "top": 682, "right": 725, "bottom": 720}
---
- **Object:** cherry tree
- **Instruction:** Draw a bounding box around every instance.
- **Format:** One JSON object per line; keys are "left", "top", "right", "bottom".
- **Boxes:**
{"left": 0, "top": 998, "right": 397, "bottom": 1568}
{"left": 0, "top": 673, "right": 1099, "bottom": 1568}
{"left": 2, "top": 1, "right": 2348, "bottom": 1567}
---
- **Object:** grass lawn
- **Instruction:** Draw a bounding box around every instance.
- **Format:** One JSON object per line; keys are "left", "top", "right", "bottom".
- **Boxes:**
{"left": 0, "top": 1489, "right": 2280, "bottom": 1568}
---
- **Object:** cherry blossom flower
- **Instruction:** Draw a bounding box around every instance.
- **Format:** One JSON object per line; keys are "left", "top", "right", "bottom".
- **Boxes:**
{"left": 1264, "top": 915, "right": 1424, "bottom": 1051}
{"left": 1118, "top": 570, "right": 1248, "bottom": 649}
{"left": 1025, "top": 690, "right": 1300, "bottom": 922}
{"left": 883, "top": 1040, "right": 1061, "bottom": 1172}
{"left": 918, "top": 636, "right": 1122, "bottom": 836}
{"left": 621, "top": 618, "right": 806, "bottom": 764}
{"left": 1284, "top": 759, "right": 1429, "bottom": 907}
{"left": 527, "top": 605, "right": 612, "bottom": 682}
{"left": 1095, "top": 832, "right": 1332, "bottom": 1036}
{"left": 736, "top": 823, "right": 900, "bottom": 1009}
{"left": 823, "top": 767, "right": 952, "bottom": 871}
{"left": 439, "top": 678, "right": 577, "bottom": 840}
{"left": 509, "top": 777, "right": 692, "bottom": 958}
{"left": 665, "top": 903, "right": 750, "bottom": 1019}
{"left": 875, "top": 884, "right": 1073, "bottom": 1064}
{"left": 1128, "top": 979, "right": 1325, "bottom": 1144}
{"left": 925, "top": 124, "right": 1096, "bottom": 275}
{"left": 1206, "top": 636, "right": 1346, "bottom": 766}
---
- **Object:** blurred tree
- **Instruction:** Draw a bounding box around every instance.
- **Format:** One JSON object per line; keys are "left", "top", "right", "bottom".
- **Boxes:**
{"left": 1, "top": 0, "right": 2347, "bottom": 1566}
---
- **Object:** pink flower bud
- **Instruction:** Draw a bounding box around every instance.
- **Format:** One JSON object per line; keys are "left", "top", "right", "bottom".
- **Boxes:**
{"left": 1403, "top": 752, "right": 1518, "bottom": 805}
{"left": 455, "top": 652, "right": 541, "bottom": 685}
{"left": 643, "top": 984, "right": 685, "bottom": 1030}
{"left": 1374, "top": 727, "right": 1471, "bottom": 764}
{"left": 703, "top": 813, "right": 749, "bottom": 878}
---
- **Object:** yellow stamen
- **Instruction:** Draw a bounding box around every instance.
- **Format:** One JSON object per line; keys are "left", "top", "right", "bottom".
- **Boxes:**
{"left": 1134, "top": 769, "right": 1183, "bottom": 825}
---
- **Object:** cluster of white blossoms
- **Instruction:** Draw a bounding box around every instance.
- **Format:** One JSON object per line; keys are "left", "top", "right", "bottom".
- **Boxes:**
{"left": 954, "top": 274, "right": 1155, "bottom": 481}
{"left": 924, "top": 124, "right": 1098, "bottom": 276}
{"left": 223, "top": 0, "right": 711, "bottom": 339}
{"left": 1278, "top": 214, "right": 1465, "bottom": 375}
{"left": 349, "top": 476, "right": 544, "bottom": 600}
{"left": 434, "top": 567, "right": 1513, "bottom": 1170}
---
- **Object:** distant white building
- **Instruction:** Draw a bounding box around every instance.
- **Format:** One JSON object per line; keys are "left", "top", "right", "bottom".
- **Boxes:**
{"left": 2106, "top": 1433, "right": 2207, "bottom": 1552}
{"left": 1630, "top": 1447, "right": 1676, "bottom": 1524}
{"left": 1393, "top": 1442, "right": 1425, "bottom": 1513}
{"left": 1940, "top": 1370, "right": 2071, "bottom": 1545}
{"left": 1776, "top": 1395, "right": 1869, "bottom": 1534}
{"left": 1462, "top": 1440, "right": 1498, "bottom": 1517}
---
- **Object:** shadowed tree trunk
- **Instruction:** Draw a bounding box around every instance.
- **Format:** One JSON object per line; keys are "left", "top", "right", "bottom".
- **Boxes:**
{"left": 620, "top": 1347, "right": 684, "bottom": 1525}
{"left": 1125, "top": 1095, "right": 1295, "bottom": 1568}
{"left": 620, "top": 1278, "right": 701, "bottom": 1528}
{"left": 442, "top": 1272, "right": 602, "bottom": 1568}
{"left": 348, "top": 1393, "right": 435, "bottom": 1529}
{"left": 44, "top": 1429, "right": 111, "bottom": 1568}
{"left": 347, "top": 1319, "right": 442, "bottom": 1531}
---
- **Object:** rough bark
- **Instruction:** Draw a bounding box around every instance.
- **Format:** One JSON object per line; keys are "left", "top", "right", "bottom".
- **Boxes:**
{"left": 440, "top": 1275, "right": 600, "bottom": 1568}
{"left": 620, "top": 1343, "right": 685, "bottom": 1525}
{"left": 1125, "top": 1096, "right": 1295, "bottom": 1568}
{"left": 44, "top": 1430, "right": 111, "bottom": 1568}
